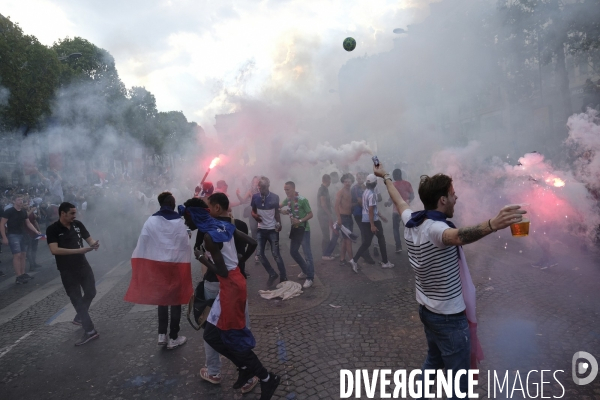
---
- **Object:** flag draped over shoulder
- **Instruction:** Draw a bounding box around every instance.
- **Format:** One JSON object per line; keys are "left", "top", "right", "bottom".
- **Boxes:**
{"left": 124, "top": 215, "right": 192, "bottom": 305}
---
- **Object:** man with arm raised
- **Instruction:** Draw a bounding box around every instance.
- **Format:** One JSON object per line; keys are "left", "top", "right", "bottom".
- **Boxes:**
{"left": 373, "top": 164, "right": 525, "bottom": 399}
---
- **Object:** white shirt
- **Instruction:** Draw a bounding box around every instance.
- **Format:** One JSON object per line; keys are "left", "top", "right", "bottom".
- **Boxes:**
{"left": 361, "top": 188, "right": 379, "bottom": 223}
{"left": 402, "top": 209, "right": 465, "bottom": 315}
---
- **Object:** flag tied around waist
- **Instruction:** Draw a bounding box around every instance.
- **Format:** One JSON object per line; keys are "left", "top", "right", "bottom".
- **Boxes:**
{"left": 124, "top": 214, "right": 192, "bottom": 305}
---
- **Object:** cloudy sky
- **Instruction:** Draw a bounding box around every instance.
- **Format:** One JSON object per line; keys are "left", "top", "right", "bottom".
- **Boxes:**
{"left": 4, "top": 0, "right": 436, "bottom": 132}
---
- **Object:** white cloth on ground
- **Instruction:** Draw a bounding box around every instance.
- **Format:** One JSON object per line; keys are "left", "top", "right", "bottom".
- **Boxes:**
{"left": 258, "top": 281, "right": 303, "bottom": 300}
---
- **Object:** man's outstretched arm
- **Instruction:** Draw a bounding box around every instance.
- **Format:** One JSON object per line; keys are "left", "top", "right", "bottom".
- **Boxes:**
{"left": 442, "top": 205, "right": 526, "bottom": 246}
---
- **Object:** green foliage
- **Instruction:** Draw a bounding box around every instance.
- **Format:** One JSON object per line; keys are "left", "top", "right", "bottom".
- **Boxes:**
{"left": 0, "top": 15, "right": 60, "bottom": 133}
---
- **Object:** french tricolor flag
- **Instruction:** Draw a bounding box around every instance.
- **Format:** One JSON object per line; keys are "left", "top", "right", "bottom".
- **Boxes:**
{"left": 124, "top": 214, "right": 193, "bottom": 305}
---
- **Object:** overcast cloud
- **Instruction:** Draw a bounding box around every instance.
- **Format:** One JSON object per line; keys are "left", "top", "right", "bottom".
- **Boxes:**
{"left": 4, "top": 0, "right": 437, "bottom": 132}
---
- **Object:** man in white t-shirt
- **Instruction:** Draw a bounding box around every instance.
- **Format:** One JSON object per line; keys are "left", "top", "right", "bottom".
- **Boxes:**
{"left": 373, "top": 164, "right": 525, "bottom": 399}
{"left": 349, "top": 174, "right": 393, "bottom": 272}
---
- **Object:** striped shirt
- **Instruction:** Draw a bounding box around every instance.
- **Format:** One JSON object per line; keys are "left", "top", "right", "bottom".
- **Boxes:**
{"left": 402, "top": 209, "right": 465, "bottom": 314}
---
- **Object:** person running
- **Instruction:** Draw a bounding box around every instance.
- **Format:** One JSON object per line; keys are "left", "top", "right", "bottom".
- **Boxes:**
{"left": 46, "top": 202, "right": 100, "bottom": 346}
{"left": 182, "top": 197, "right": 281, "bottom": 400}
{"left": 251, "top": 176, "right": 287, "bottom": 286}
{"left": 281, "top": 181, "right": 315, "bottom": 288}
{"left": 1, "top": 194, "right": 42, "bottom": 284}
{"left": 350, "top": 172, "right": 375, "bottom": 264}
{"left": 384, "top": 169, "right": 414, "bottom": 253}
{"left": 195, "top": 193, "right": 259, "bottom": 394}
{"left": 124, "top": 192, "right": 192, "bottom": 350}
{"left": 349, "top": 174, "right": 393, "bottom": 272}
{"left": 335, "top": 173, "right": 355, "bottom": 266}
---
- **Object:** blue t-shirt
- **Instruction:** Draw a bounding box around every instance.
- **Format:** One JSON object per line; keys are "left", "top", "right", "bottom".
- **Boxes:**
{"left": 251, "top": 192, "right": 280, "bottom": 230}
{"left": 351, "top": 184, "right": 365, "bottom": 216}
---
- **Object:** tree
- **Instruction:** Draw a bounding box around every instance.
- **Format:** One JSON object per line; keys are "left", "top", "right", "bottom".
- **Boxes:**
{"left": 564, "top": 0, "right": 600, "bottom": 75}
{"left": 0, "top": 14, "right": 60, "bottom": 134}
{"left": 52, "top": 36, "right": 126, "bottom": 101}
{"left": 499, "top": 0, "right": 600, "bottom": 121}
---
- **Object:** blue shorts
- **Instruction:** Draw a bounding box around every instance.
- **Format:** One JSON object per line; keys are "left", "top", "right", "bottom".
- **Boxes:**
{"left": 341, "top": 214, "right": 354, "bottom": 232}
{"left": 8, "top": 234, "right": 28, "bottom": 254}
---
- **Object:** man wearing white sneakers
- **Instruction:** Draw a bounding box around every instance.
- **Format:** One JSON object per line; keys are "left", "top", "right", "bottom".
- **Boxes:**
{"left": 281, "top": 181, "right": 315, "bottom": 289}
{"left": 124, "top": 192, "right": 192, "bottom": 350}
{"left": 349, "top": 174, "right": 393, "bottom": 272}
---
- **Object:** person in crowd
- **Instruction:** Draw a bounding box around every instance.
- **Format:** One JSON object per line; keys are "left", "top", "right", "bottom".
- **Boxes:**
{"left": 183, "top": 197, "right": 280, "bottom": 399}
{"left": 46, "top": 202, "right": 100, "bottom": 346}
{"left": 335, "top": 173, "right": 355, "bottom": 267}
{"left": 215, "top": 180, "right": 228, "bottom": 195}
{"left": 349, "top": 174, "right": 393, "bottom": 272}
{"left": 124, "top": 192, "right": 192, "bottom": 350}
{"left": 25, "top": 203, "right": 42, "bottom": 271}
{"left": 37, "top": 169, "right": 64, "bottom": 202}
{"left": 281, "top": 181, "right": 315, "bottom": 288}
{"left": 317, "top": 174, "right": 339, "bottom": 261}
{"left": 350, "top": 172, "right": 375, "bottom": 265}
{"left": 237, "top": 176, "right": 260, "bottom": 263}
{"left": 1, "top": 194, "right": 42, "bottom": 284}
{"left": 195, "top": 193, "right": 259, "bottom": 394}
{"left": 251, "top": 176, "right": 287, "bottom": 286}
{"left": 374, "top": 163, "right": 525, "bottom": 399}
{"left": 384, "top": 169, "right": 414, "bottom": 253}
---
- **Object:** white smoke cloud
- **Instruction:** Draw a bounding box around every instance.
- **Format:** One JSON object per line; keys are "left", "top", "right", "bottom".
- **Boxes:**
{"left": 279, "top": 140, "right": 372, "bottom": 167}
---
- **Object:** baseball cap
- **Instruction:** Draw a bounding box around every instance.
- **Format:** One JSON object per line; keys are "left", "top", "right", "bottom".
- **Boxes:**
{"left": 366, "top": 174, "right": 377, "bottom": 184}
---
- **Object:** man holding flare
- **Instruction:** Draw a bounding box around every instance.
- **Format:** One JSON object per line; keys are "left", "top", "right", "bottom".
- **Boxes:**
{"left": 372, "top": 162, "right": 526, "bottom": 399}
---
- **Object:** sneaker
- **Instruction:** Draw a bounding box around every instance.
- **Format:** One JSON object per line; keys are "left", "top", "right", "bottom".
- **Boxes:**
{"left": 158, "top": 334, "right": 167, "bottom": 346}
{"left": 303, "top": 279, "right": 313, "bottom": 288}
{"left": 23, "top": 273, "right": 34, "bottom": 280}
{"left": 200, "top": 367, "right": 222, "bottom": 384}
{"left": 166, "top": 335, "right": 187, "bottom": 350}
{"left": 339, "top": 260, "right": 347, "bottom": 267}
{"left": 16, "top": 275, "right": 28, "bottom": 284}
{"left": 349, "top": 259, "right": 359, "bottom": 273}
{"left": 381, "top": 262, "right": 395, "bottom": 269}
{"left": 259, "top": 373, "right": 281, "bottom": 400}
{"left": 279, "top": 277, "right": 288, "bottom": 283}
{"left": 297, "top": 272, "right": 307, "bottom": 279}
{"left": 321, "top": 256, "right": 335, "bottom": 261}
{"left": 75, "top": 330, "right": 99, "bottom": 346}
{"left": 233, "top": 367, "right": 255, "bottom": 389}
{"left": 72, "top": 315, "right": 82, "bottom": 326}
{"left": 395, "top": 247, "right": 403, "bottom": 253}
{"left": 241, "top": 376, "right": 259, "bottom": 393}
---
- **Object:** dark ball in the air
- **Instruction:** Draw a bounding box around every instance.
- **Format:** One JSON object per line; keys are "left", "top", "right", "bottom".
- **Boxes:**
{"left": 343, "top": 37, "right": 356, "bottom": 52}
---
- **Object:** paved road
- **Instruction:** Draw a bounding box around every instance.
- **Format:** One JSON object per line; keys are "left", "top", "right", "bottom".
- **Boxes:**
{"left": 0, "top": 225, "right": 599, "bottom": 399}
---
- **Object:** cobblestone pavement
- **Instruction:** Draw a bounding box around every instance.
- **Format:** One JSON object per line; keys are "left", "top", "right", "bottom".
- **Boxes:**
{"left": 0, "top": 226, "right": 599, "bottom": 399}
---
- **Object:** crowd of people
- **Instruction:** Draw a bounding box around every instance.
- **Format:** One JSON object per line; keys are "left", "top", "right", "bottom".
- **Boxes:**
{"left": 2, "top": 158, "right": 531, "bottom": 398}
